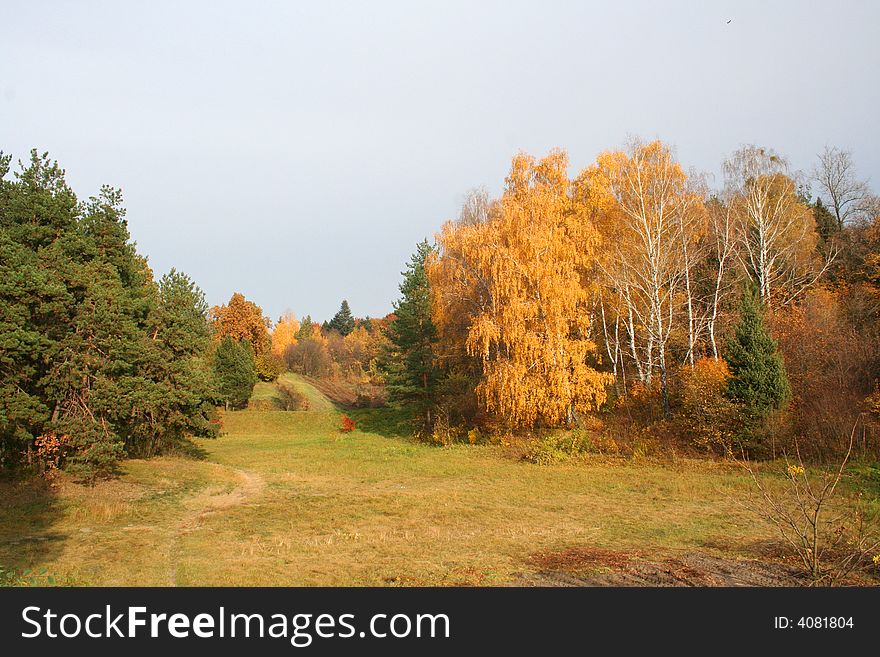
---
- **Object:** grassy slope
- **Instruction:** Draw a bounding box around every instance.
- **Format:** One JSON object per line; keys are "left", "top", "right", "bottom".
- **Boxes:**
{"left": 278, "top": 372, "right": 335, "bottom": 411}
{"left": 0, "top": 377, "right": 783, "bottom": 586}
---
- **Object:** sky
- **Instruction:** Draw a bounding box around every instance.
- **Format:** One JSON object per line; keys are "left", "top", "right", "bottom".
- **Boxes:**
{"left": 2, "top": 0, "right": 879, "bottom": 323}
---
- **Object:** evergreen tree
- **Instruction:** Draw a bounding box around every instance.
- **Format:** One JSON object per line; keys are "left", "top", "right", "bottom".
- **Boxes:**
{"left": 813, "top": 197, "right": 838, "bottom": 245}
{"left": 297, "top": 315, "right": 314, "bottom": 340}
{"left": 724, "top": 286, "right": 791, "bottom": 419}
{"left": 327, "top": 300, "right": 355, "bottom": 336}
{"left": 0, "top": 150, "right": 221, "bottom": 474}
{"left": 213, "top": 336, "right": 257, "bottom": 410}
{"left": 382, "top": 241, "right": 441, "bottom": 417}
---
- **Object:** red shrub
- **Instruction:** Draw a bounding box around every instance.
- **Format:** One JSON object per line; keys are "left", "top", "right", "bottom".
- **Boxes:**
{"left": 340, "top": 416, "right": 356, "bottom": 433}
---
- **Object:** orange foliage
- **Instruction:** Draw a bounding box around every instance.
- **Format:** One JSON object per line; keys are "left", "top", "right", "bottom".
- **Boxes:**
{"left": 271, "top": 312, "right": 300, "bottom": 358}
{"left": 210, "top": 292, "right": 271, "bottom": 355}
{"left": 771, "top": 288, "right": 877, "bottom": 458}
{"left": 428, "top": 150, "right": 612, "bottom": 427}
{"left": 677, "top": 358, "right": 738, "bottom": 454}
{"left": 34, "top": 432, "right": 70, "bottom": 471}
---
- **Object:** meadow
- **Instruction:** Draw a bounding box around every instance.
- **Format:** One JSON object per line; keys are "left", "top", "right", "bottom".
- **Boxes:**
{"left": 2, "top": 375, "right": 833, "bottom": 587}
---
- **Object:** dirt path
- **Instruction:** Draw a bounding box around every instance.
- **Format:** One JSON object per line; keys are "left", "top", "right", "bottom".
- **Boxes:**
{"left": 166, "top": 464, "right": 266, "bottom": 585}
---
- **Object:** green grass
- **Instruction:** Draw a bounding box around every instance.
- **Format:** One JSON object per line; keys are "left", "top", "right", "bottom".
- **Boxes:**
{"left": 249, "top": 381, "right": 286, "bottom": 408}
{"left": 0, "top": 378, "right": 808, "bottom": 586}
{"left": 277, "top": 372, "right": 335, "bottom": 411}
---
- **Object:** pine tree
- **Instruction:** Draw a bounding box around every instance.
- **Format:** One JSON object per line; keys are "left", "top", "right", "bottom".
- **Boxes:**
{"left": 327, "top": 300, "right": 355, "bottom": 336}
{"left": 213, "top": 336, "right": 257, "bottom": 410}
{"left": 1, "top": 151, "right": 221, "bottom": 473}
{"left": 382, "top": 241, "right": 441, "bottom": 417}
{"left": 724, "top": 286, "right": 791, "bottom": 419}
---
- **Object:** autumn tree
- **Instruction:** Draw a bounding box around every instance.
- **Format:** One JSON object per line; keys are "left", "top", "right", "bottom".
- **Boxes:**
{"left": 286, "top": 335, "right": 332, "bottom": 377}
{"left": 210, "top": 292, "right": 271, "bottom": 355}
{"left": 271, "top": 311, "right": 300, "bottom": 358}
{"left": 430, "top": 150, "right": 611, "bottom": 427}
{"left": 581, "top": 140, "right": 706, "bottom": 416}
{"left": 724, "top": 145, "right": 831, "bottom": 305}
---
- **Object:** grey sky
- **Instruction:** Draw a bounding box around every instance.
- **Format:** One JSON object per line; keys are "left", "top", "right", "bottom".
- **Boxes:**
{"left": 2, "top": 1, "right": 878, "bottom": 323}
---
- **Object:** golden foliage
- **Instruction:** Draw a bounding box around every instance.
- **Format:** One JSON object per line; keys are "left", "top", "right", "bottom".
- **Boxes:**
{"left": 428, "top": 150, "right": 612, "bottom": 427}
{"left": 271, "top": 312, "right": 300, "bottom": 358}
{"left": 210, "top": 292, "right": 271, "bottom": 355}
{"left": 578, "top": 140, "right": 708, "bottom": 388}
{"left": 678, "top": 357, "right": 738, "bottom": 454}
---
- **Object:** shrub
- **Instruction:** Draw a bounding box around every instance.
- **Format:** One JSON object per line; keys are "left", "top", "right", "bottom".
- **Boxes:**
{"left": 33, "top": 432, "right": 70, "bottom": 473}
{"left": 255, "top": 352, "right": 286, "bottom": 382}
{"left": 772, "top": 288, "right": 879, "bottom": 460}
{"left": 340, "top": 416, "right": 356, "bottom": 433}
{"left": 678, "top": 358, "right": 740, "bottom": 455}
{"left": 522, "top": 430, "right": 596, "bottom": 465}
{"left": 740, "top": 425, "right": 880, "bottom": 585}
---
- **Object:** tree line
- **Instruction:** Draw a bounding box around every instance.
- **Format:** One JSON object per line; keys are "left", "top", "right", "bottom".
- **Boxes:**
{"left": 3, "top": 139, "right": 878, "bottom": 476}
{"left": 385, "top": 140, "right": 880, "bottom": 459}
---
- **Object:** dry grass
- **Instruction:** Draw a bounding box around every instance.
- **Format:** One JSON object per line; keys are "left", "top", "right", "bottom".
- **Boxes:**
{"left": 0, "top": 380, "right": 810, "bottom": 586}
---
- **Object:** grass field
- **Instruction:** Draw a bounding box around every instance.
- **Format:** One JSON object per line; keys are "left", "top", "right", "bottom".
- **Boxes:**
{"left": 1, "top": 375, "right": 872, "bottom": 586}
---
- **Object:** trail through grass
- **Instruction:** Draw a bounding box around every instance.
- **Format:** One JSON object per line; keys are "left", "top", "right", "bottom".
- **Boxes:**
{"left": 0, "top": 376, "right": 797, "bottom": 586}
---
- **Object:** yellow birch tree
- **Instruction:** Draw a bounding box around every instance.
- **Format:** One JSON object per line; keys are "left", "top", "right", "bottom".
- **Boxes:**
{"left": 429, "top": 150, "right": 611, "bottom": 427}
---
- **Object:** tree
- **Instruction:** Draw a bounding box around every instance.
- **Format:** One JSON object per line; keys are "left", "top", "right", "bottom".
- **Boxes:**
{"left": 213, "top": 336, "right": 257, "bottom": 410}
{"left": 429, "top": 150, "right": 612, "bottom": 427}
{"left": 286, "top": 336, "right": 332, "bottom": 377}
{"left": 583, "top": 139, "right": 706, "bottom": 416}
{"left": 1, "top": 151, "right": 219, "bottom": 475}
{"left": 702, "top": 196, "right": 738, "bottom": 360}
{"left": 210, "top": 292, "right": 271, "bottom": 355}
{"left": 813, "top": 197, "right": 838, "bottom": 245}
{"left": 724, "top": 145, "right": 831, "bottom": 305}
{"left": 271, "top": 312, "right": 299, "bottom": 358}
{"left": 724, "top": 286, "right": 791, "bottom": 421}
{"left": 813, "top": 146, "right": 870, "bottom": 230}
{"left": 326, "top": 300, "right": 355, "bottom": 336}
{"left": 132, "top": 268, "right": 220, "bottom": 457}
{"left": 383, "top": 241, "right": 441, "bottom": 419}
{"left": 296, "top": 314, "right": 315, "bottom": 340}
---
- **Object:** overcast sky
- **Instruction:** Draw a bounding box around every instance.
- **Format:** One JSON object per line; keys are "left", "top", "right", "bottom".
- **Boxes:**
{"left": 2, "top": 1, "right": 878, "bottom": 322}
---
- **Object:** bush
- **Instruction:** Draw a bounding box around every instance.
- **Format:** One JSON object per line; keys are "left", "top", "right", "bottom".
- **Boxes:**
{"left": 255, "top": 352, "right": 285, "bottom": 382}
{"left": 522, "top": 430, "right": 596, "bottom": 465}
{"left": 678, "top": 358, "right": 740, "bottom": 455}
{"left": 772, "top": 288, "right": 879, "bottom": 460}
{"left": 340, "top": 416, "right": 356, "bottom": 433}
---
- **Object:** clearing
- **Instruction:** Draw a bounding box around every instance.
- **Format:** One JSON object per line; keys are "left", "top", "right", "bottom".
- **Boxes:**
{"left": 0, "top": 374, "right": 836, "bottom": 586}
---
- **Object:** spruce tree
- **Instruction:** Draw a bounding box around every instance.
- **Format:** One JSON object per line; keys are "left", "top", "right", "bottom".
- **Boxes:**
{"left": 724, "top": 286, "right": 791, "bottom": 420}
{"left": 382, "top": 241, "right": 440, "bottom": 416}
{"left": 213, "top": 336, "right": 257, "bottom": 410}
{"left": 327, "top": 300, "right": 355, "bottom": 336}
